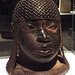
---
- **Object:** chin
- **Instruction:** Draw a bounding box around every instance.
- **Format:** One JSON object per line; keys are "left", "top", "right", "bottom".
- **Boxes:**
{"left": 31, "top": 55, "right": 56, "bottom": 64}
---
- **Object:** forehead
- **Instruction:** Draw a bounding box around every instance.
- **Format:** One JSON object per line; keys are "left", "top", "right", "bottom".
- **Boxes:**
{"left": 25, "top": 20, "right": 59, "bottom": 25}
{"left": 16, "top": 20, "right": 60, "bottom": 29}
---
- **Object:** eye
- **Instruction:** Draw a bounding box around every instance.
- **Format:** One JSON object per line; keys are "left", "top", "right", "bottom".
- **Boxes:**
{"left": 28, "top": 23, "right": 35, "bottom": 29}
{"left": 48, "top": 25, "right": 57, "bottom": 30}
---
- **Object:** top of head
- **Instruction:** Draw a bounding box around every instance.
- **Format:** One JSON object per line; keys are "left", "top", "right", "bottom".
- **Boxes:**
{"left": 12, "top": 0, "right": 61, "bottom": 23}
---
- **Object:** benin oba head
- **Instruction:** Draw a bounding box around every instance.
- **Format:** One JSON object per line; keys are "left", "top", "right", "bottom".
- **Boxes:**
{"left": 12, "top": 0, "right": 61, "bottom": 63}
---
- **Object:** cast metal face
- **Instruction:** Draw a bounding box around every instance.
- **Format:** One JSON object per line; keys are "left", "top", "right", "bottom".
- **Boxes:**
{"left": 18, "top": 20, "right": 60, "bottom": 63}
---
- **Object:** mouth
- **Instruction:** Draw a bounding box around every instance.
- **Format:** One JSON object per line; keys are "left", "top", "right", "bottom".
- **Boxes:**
{"left": 34, "top": 47, "right": 54, "bottom": 57}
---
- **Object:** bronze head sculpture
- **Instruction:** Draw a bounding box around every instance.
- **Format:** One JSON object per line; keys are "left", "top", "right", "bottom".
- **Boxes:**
{"left": 6, "top": 0, "right": 69, "bottom": 75}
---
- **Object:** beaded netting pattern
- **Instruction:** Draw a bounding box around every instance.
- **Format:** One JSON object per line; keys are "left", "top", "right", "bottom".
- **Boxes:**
{"left": 12, "top": 0, "right": 61, "bottom": 23}
{"left": 6, "top": 0, "right": 69, "bottom": 75}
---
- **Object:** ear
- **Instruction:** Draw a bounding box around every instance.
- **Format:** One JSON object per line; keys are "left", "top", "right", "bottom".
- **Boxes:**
{"left": 59, "top": 24, "right": 62, "bottom": 48}
{"left": 59, "top": 23, "right": 65, "bottom": 56}
{"left": 6, "top": 23, "right": 19, "bottom": 73}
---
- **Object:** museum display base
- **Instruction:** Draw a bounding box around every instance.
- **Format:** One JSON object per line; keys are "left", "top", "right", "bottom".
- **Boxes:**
{"left": 0, "top": 49, "right": 75, "bottom": 75}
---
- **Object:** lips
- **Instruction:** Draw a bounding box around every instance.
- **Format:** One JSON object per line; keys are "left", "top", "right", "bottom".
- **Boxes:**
{"left": 34, "top": 47, "right": 54, "bottom": 56}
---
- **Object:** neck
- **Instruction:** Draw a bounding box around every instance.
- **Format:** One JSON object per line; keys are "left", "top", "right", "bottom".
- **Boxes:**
{"left": 17, "top": 50, "right": 57, "bottom": 71}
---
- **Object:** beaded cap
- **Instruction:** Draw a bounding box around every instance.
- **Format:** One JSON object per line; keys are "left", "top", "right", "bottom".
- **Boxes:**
{"left": 12, "top": 0, "right": 61, "bottom": 23}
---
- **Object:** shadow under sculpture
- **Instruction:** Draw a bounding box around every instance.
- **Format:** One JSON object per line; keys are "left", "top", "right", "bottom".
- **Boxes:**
{"left": 6, "top": 0, "right": 69, "bottom": 75}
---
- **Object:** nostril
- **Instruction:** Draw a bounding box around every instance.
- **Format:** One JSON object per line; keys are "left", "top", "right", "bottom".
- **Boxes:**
{"left": 36, "top": 37, "right": 51, "bottom": 43}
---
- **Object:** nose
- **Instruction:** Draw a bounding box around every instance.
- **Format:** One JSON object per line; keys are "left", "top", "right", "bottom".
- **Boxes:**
{"left": 36, "top": 37, "right": 51, "bottom": 43}
{"left": 36, "top": 29, "right": 51, "bottom": 43}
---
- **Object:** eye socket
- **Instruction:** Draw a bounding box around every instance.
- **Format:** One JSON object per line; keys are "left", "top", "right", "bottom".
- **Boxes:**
{"left": 28, "top": 23, "right": 35, "bottom": 29}
{"left": 46, "top": 24, "right": 57, "bottom": 31}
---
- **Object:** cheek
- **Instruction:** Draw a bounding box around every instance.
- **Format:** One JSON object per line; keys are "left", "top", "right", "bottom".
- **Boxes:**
{"left": 51, "top": 30, "right": 60, "bottom": 49}
{"left": 19, "top": 33, "right": 38, "bottom": 49}
{"left": 54, "top": 29, "right": 60, "bottom": 43}
{"left": 53, "top": 34, "right": 60, "bottom": 49}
